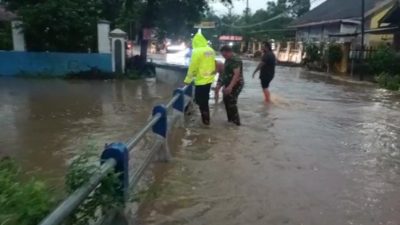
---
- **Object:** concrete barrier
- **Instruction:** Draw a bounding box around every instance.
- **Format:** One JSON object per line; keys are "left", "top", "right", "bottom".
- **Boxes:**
{"left": 154, "top": 62, "right": 188, "bottom": 85}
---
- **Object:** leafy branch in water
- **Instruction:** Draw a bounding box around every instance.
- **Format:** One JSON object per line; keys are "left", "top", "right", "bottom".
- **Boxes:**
{"left": 64, "top": 145, "right": 123, "bottom": 225}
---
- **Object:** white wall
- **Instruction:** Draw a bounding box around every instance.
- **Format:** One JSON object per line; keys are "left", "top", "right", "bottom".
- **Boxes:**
{"left": 296, "top": 23, "right": 341, "bottom": 43}
{"left": 11, "top": 20, "right": 26, "bottom": 51}
{"left": 97, "top": 21, "right": 111, "bottom": 53}
{"left": 339, "top": 23, "right": 358, "bottom": 43}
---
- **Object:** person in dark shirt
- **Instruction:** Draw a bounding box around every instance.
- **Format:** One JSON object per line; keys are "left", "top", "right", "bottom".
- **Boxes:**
{"left": 215, "top": 45, "right": 244, "bottom": 126}
{"left": 252, "top": 41, "right": 276, "bottom": 103}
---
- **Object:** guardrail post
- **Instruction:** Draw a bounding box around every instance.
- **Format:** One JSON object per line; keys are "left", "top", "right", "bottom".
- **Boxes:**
{"left": 184, "top": 84, "right": 193, "bottom": 98}
{"left": 173, "top": 88, "right": 185, "bottom": 112}
{"left": 101, "top": 143, "right": 129, "bottom": 202}
{"left": 184, "top": 84, "right": 194, "bottom": 116}
{"left": 173, "top": 88, "right": 185, "bottom": 127}
{"left": 152, "top": 105, "right": 171, "bottom": 162}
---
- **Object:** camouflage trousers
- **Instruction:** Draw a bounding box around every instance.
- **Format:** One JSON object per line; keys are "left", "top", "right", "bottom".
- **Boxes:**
{"left": 223, "top": 83, "right": 243, "bottom": 126}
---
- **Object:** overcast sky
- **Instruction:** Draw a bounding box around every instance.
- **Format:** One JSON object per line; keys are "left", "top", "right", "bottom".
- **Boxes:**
{"left": 211, "top": 0, "right": 326, "bottom": 15}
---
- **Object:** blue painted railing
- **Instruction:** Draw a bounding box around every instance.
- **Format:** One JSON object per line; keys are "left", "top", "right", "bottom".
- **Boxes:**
{"left": 38, "top": 84, "right": 194, "bottom": 225}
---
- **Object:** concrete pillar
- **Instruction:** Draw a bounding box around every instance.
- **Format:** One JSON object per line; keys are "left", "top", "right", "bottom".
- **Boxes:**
{"left": 11, "top": 20, "right": 26, "bottom": 51}
{"left": 286, "top": 41, "right": 292, "bottom": 62}
{"left": 240, "top": 42, "right": 245, "bottom": 53}
{"left": 98, "top": 20, "right": 111, "bottom": 53}
{"left": 110, "top": 29, "right": 127, "bottom": 74}
{"left": 338, "top": 43, "right": 351, "bottom": 74}
{"left": 252, "top": 42, "right": 256, "bottom": 54}
{"left": 274, "top": 42, "right": 281, "bottom": 58}
{"left": 258, "top": 42, "right": 262, "bottom": 51}
{"left": 297, "top": 42, "right": 304, "bottom": 64}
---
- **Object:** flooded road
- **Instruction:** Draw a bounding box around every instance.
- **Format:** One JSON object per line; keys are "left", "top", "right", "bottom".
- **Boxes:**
{"left": 0, "top": 78, "right": 175, "bottom": 184}
{"left": 134, "top": 62, "right": 400, "bottom": 225}
{"left": 1, "top": 61, "right": 400, "bottom": 225}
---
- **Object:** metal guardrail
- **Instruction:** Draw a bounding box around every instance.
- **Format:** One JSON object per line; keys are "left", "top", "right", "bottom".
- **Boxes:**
{"left": 39, "top": 84, "right": 194, "bottom": 225}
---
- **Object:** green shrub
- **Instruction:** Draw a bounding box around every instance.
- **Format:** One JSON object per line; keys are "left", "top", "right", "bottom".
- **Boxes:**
{"left": 327, "top": 43, "right": 342, "bottom": 64}
{"left": 375, "top": 73, "right": 400, "bottom": 91}
{"left": 0, "top": 146, "right": 122, "bottom": 225}
{"left": 304, "top": 43, "right": 322, "bottom": 63}
{"left": 369, "top": 45, "right": 400, "bottom": 76}
{"left": 0, "top": 158, "right": 55, "bottom": 225}
{"left": 376, "top": 72, "right": 388, "bottom": 87}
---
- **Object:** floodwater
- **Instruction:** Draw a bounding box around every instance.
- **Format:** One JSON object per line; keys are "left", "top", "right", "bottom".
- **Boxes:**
{"left": 132, "top": 62, "right": 400, "bottom": 225}
{"left": 2, "top": 61, "right": 400, "bottom": 225}
{"left": 0, "top": 78, "right": 176, "bottom": 185}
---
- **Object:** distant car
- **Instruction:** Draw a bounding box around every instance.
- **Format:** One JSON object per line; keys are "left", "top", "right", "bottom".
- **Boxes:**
{"left": 166, "top": 43, "right": 186, "bottom": 53}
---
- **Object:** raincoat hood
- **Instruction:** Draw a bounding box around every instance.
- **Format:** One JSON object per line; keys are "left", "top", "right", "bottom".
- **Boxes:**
{"left": 184, "top": 32, "right": 216, "bottom": 86}
{"left": 192, "top": 33, "right": 208, "bottom": 49}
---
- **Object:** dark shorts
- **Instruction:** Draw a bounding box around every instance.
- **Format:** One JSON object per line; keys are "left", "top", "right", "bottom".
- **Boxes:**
{"left": 260, "top": 75, "right": 274, "bottom": 89}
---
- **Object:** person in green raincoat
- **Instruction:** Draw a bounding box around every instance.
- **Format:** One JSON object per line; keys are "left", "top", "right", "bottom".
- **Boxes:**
{"left": 184, "top": 32, "right": 216, "bottom": 125}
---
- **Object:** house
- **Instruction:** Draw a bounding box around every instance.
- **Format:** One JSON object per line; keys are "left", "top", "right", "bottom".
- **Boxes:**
{"left": 290, "top": 0, "right": 382, "bottom": 43}
{"left": 364, "top": 0, "right": 396, "bottom": 46}
{"left": 370, "top": 0, "right": 400, "bottom": 50}
{"left": 329, "top": 0, "right": 400, "bottom": 49}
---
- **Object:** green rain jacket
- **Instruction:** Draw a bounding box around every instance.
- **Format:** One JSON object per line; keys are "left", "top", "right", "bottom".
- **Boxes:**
{"left": 184, "top": 33, "right": 216, "bottom": 85}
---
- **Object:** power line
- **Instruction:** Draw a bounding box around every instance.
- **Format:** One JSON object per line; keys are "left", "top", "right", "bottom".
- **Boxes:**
{"left": 221, "top": 0, "right": 320, "bottom": 29}
{"left": 221, "top": 14, "right": 285, "bottom": 29}
{"left": 248, "top": 28, "right": 296, "bottom": 34}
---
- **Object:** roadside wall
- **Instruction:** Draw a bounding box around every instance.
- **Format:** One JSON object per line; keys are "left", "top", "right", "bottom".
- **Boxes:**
{"left": 0, "top": 51, "right": 112, "bottom": 76}
{"left": 155, "top": 63, "right": 187, "bottom": 85}
{"left": 274, "top": 42, "right": 304, "bottom": 64}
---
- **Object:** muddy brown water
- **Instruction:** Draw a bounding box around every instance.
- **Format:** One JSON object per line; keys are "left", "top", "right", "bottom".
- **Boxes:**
{"left": 1, "top": 61, "right": 400, "bottom": 225}
{"left": 0, "top": 78, "right": 176, "bottom": 186}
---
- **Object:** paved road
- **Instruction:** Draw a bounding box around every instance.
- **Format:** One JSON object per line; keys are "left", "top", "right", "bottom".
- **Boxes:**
{"left": 129, "top": 61, "right": 400, "bottom": 225}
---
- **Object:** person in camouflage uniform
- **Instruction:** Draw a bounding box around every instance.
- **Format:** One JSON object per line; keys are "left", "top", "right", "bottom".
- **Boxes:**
{"left": 215, "top": 46, "right": 244, "bottom": 126}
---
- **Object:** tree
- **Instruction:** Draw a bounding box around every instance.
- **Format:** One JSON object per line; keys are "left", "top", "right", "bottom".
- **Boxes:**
{"left": 4, "top": 0, "right": 102, "bottom": 52}
{"left": 0, "top": 22, "right": 13, "bottom": 50}
{"left": 288, "top": 0, "right": 310, "bottom": 18}
{"left": 102, "top": 0, "right": 125, "bottom": 24}
{"left": 4, "top": 0, "right": 232, "bottom": 55}
{"left": 134, "top": 0, "right": 232, "bottom": 61}
{"left": 267, "top": 0, "right": 289, "bottom": 16}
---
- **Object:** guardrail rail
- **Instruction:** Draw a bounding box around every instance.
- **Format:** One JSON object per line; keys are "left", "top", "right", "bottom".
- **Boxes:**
{"left": 38, "top": 84, "right": 194, "bottom": 225}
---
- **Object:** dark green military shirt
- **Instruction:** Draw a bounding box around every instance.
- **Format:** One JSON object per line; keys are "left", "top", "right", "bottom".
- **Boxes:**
{"left": 218, "top": 56, "right": 244, "bottom": 86}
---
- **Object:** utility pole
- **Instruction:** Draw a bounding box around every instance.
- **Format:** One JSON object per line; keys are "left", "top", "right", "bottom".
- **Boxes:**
{"left": 246, "top": 0, "right": 250, "bottom": 19}
{"left": 360, "top": 0, "right": 365, "bottom": 80}
{"left": 228, "top": 5, "right": 234, "bottom": 36}
{"left": 245, "top": 0, "right": 250, "bottom": 53}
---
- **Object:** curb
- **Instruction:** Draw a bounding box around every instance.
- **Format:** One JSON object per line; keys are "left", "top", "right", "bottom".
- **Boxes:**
{"left": 305, "top": 70, "right": 376, "bottom": 86}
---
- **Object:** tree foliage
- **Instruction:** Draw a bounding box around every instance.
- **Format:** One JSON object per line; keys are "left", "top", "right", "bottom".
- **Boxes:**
{"left": 327, "top": 43, "right": 342, "bottom": 64}
{"left": 4, "top": 0, "right": 102, "bottom": 52}
{"left": 288, "top": 0, "right": 311, "bottom": 18}
{"left": 3, "top": 0, "right": 231, "bottom": 52}
{"left": 204, "top": 0, "right": 310, "bottom": 44}
{"left": 369, "top": 45, "right": 400, "bottom": 76}
{"left": 0, "top": 22, "right": 13, "bottom": 50}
